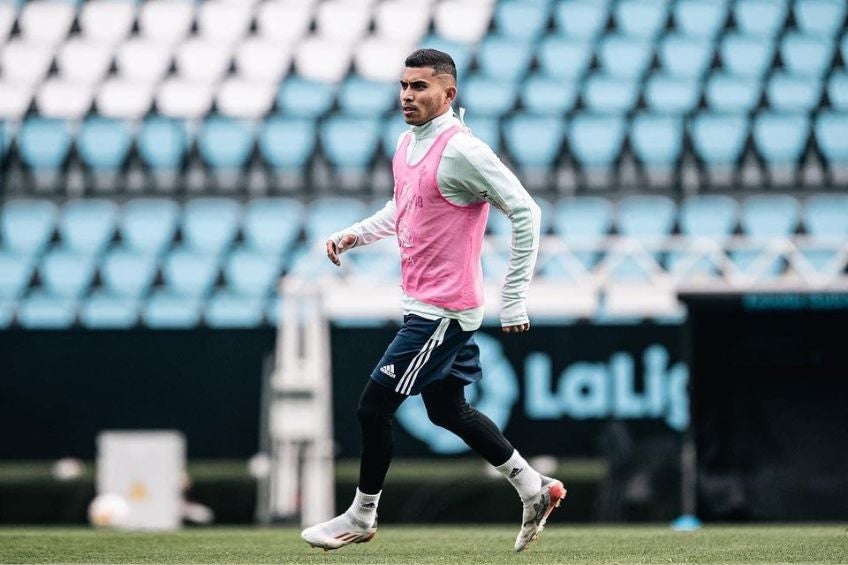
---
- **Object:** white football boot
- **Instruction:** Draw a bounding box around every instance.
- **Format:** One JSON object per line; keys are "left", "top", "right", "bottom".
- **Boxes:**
{"left": 301, "top": 513, "right": 377, "bottom": 551}
{"left": 514, "top": 476, "right": 567, "bottom": 552}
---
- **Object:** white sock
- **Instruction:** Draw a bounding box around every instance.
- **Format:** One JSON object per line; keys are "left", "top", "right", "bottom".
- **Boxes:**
{"left": 345, "top": 488, "right": 380, "bottom": 527}
{"left": 495, "top": 450, "right": 543, "bottom": 501}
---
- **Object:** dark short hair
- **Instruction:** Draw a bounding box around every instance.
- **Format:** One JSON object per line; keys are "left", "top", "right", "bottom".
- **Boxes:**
{"left": 404, "top": 49, "right": 457, "bottom": 81}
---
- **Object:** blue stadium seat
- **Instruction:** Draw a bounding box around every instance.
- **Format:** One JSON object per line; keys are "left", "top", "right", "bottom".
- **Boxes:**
{"left": 476, "top": 36, "right": 534, "bottom": 81}
{"left": 658, "top": 35, "right": 713, "bottom": 79}
{"left": 553, "top": 1, "right": 609, "bottom": 40}
{"left": 521, "top": 74, "right": 579, "bottom": 116}
{"left": 582, "top": 74, "right": 639, "bottom": 113}
{"left": 617, "top": 195, "right": 677, "bottom": 242}
{"left": 242, "top": 198, "right": 303, "bottom": 256}
{"left": 137, "top": 116, "right": 189, "bottom": 170}
{"left": 643, "top": 74, "right": 700, "bottom": 113}
{"left": 320, "top": 115, "right": 381, "bottom": 169}
{"left": 277, "top": 76, "right": 336, "bottom": 118}
{"left": 752, "top": 112, "right": 809, "bottom": 165}
{"left": 793, "top": 0, "right": 845, "bottom": 37}
{"left": 419, "top": 35, "right": 473, "bottom": 78}
{"left": 537, "top": 37, "right": 593, "bottom": 80}
{"left": 0, "top": 199, "right": 58, "bottom": 257}
{"left": 495, "top": 0, "right": 551, "bottom": 40}
{"left": 719, "top": 34, "right": 775, "bottom": 78}
{"left": 303, "top": 197, "right": 368, "bottom": 245}
{"left": 17, "top": 291, "right": 77, "bottom": 329}
{"left": 765, "top": 73, "right": 821, "bottom": 112}
{"left": 120, "top": 198, "right": 180, "bottom": 257}
{"left": 690, "top": 113, "right": 749, "bottom": 165}
{"left": 100, "top": 248, "right": 158, "bottom": 299}
{"left": 552, "top": 197, "right": 613, "bottom": 272}
{"left": 259, "top": 116, "right": 316, "bottom": 170}
{"left": 679, "top": 195, "right": 739, "bottom": 239}
{"left": 568, "top": 114, "right": 626, "bottom": 167}
{"left": 181, "top": 198, "right": 241, "bottom": 256}
{"left": 0, "top": 252, "right": 33, "bottom": 300}
{"left": 460, "top": 76, "right": 518, "bottom": 117}
{"left": 286, "top": 244, "right": 342, "bottom": 278}
{"left": 18, "top": 117, "right": 73, "bottom": 171}
{"left": 779, "top": 33, "right": 833, "bottom": 79}
{"left": 142, "top": 290, "right": 202, "bottom": 329}
{"left": 704, "top": 73, "right": 762, "bottom": 112}
{"left": 672, "top": 0, "right": 728, "bottom": 39}
{"left": 732, "top": 0, "right": 787, "bottom": 38}
{"left": 613, "top": 0, "right": 669, "bottom": 38}
{"left": 80, "top": 292, "right": 139, "bottom": 329}
{"left": 161, "top": 249, "right": 220, "bottom": 298}
{"left": 39, "top": 249, "right": 97, "bottom": 298}
{"left": 630, "top": 113, "right": 683, "bottom": 166}
{"left": 77, "top": 117, "right": 132, "bottom": 171}
{"left": 224, "top": 247, "right": 282, "bottom": 297}
{"left": 204, "top": 290, "right": 265, "bottom": 328}
{"left": 803, "top": 194, "right": 848, "bottom": 238}
{"left": 503, "top": 113, "right": 566, "bottom": 168}
{"left": 598, "top": 35, "right": 654, "bottom": 79}
{"left": 338, "top": 77, "right": 397, "bottom": 117}
{"left": 57, "top": 199, "right": 118, "bottom": 256}
{"left": 381, "top": 114, "right": 409, "bottom": 159}
{"left": 266, "top": 296, "right": 284, "bottom": 326}
{"left": 814, "top": 112, "right": 848, "bottom": 164}
{"left": 827, "top": 72, "right": 848, "bottom": 110}
{"left": 197, "top": 116, "right": 255, "bottom": 170}
{"left": 464, "top": 116, "right": 501, "bottom": 152}
{"left": 741, "top": 195, "right": 800, "bottom": 238}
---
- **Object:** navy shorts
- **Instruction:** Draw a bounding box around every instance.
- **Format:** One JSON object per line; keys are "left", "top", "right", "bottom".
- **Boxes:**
{"left": 370, "top": 314, "right": 483, "bottom": 396}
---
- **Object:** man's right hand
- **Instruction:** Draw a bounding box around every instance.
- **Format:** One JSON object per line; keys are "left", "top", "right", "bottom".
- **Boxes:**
{"left": 326, "top": 233, "right": 357, "bottom": 266}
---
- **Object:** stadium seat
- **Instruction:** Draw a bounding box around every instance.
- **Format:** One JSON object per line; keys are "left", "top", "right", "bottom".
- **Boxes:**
{"left": 259, "top": 116, "right": 317, "bottom": 171}
{"left": 99, "top": 249, "right": 158, "bottom": 299}
{"left": 552, "top": 197, "right": 613, "bottom": 271}
{"left": 765, "top": 73, "right": 821, "bottom": 112}
{"left": 658, "top": 35, "right": 713, "bottom": 79}
{"left": 643, "top": 74, "right": 701, "bottom": 114}
{"left": 161, "top": 249, "right": 221, "bottom": 298}
{"left": 433, "top": 0, "right": 494, "bottom": 44}
{"left": 156, "top": 79, "right": 215, "bottom": 120}
{"left": 460, "top": 76, "right": 518, "bottom": 118}
{"left": 17, "top": 117, "right": 73, "bottom": 172}
{"left": 120, "top": 198, "right": 180, "bottom": 257}
{"left": 78, "top": 0, "right": 136, "bottom": 45}
{"left": 418, "top": 36, "right": 473, "bottom": 79}
{"left": 142, "top": 290, "right": 203, "bottom": 329}
{"left": 521, "top": 74, "right": 579, "bottom": 116}
{"left": 495, "top": 1, "right": 550, "bottom": 40}
{"left": 17, "top": 0, "right": 75, "bottom": 46}
{"left": 382, "top": 114, "right": 409, "bottom": 158}
{"left": 582, "top": 75, "right": 639, "bottom": 114}
{"left": 320, "top": 115, "right": 381, "bottom": 170}
{"left": 752, "top": 112, "right": 809, "bottom": 165}
{"left": 679, "top": 195, "right": 739, "bottom": 239}
{"left": 197, "top": 116, "right": 255, "bottom": 171}
{"left": 779, "top": 34, "right": 834, "bottom": 79}
{"left": 614, "top": 195, "right": 677, "bottom": 280}
{"left": 690, "top": 113, "right": 749, "bottom": 165}
{"left": 196, "top": 0, "right": 253, "bottom": 44}
{"left": 303, "top": 197, "right": 368, "bottom": 245}
{"left": 568, "top": 114, "right": 626, "bottom": 167}
{"left": 465, "top": 116, "right": 502, "bottom": 154}
{"left": 137, "top": 116, "right": 190, "bottom": 171}
{"left": 116, "top": 39, "right": 173, "bottom": 83}
{"left": 537, "top": 38, "right": 593, "bottom": 80}
{"left": 704, "top": 73, "right": 762, "bottom": 112}
{"left": 57, "top": 199, "right": 118, "bottom": 256}
{"left": 630, "top": 113, "right": 683, "bottom": 167}
{"left": 256, "top": 0, "right": 312, "bottom": 45}
{"left": 355, "top": 37, "right": 412, "bottom": 84}
{"left": 793, "top": 0, "right": 845, "bottom": 37}
{"left": 138, "top": 0, "right": 195, "bottom": 45}
{"left": 0, "top": 252, "right": 34, "bottom": 300}
{"left": 242, "top": 198, "right": 304, "bottom": 256}
{"left": 95, "top": 79, "right": 155, "bottom": 120}
{"left": 672, "top": 0, "right": 728, "bottom": 39}
{"left": 181, "top": 198, "right": 242, "bottom": 256}
{"left": 0, "top": 199, "right": 58, "bottom": 257}
{"left": 266, "top": 295, "right": 284, "bottom": 326}
{"left": 234, "top": 38, "right": 292, "bottom": 83}
{"left": 216, "top": 78, "right": 277, "bottom": 120}
{"left": 374, "top": 0, "right": 431, "bottom": 44}
{"left": 719, "top": 34, "right": 775, "bottom": 78}
{"left": 224, "top": 247, "right": 282, "bottom": 297}
{"left": 17, "top": 291, "right": 78, "bottom": 329}
{"left": 314, "top": 0, "right": 372, "bottom": 45}
{"left": 79, "top": 292, "right": 139, "bottom": 329}
{"left": 598, "top": 35, "right": 654, "bottom": 80}
{"left": 741, "top": 195, "right": 800, "bottom": 238}
{"left": 204, "top": 290, "right": 265, "bottom": 328}
{"left": 732, "top": 0, "right": 787, "bottom": 38}
{"left": 56, "top": 39, "right": 114, "bottom": 84}
{"left": 503, "top": 113, "right": 566, "bottom": 169}
{"left": 613, "top": 0, "right": 669, "bottom": 38}
{"left": 476, "top": 36, "right": 534, "bottom": 81}
{"left": 294, "top": 36, "right": 354, "bottom": 83}
{"left": 1, "top": 40, "right": 54, "bottom": 86}
{"left": 0, "top": 82, "right": 33, "bottom": 121}
{"left": 39, "top": 249, "right": 97, "bottom": 298}
{"left": 35, "top": 79, "right": 94, "bottom": 120}
{"left": 277, "top": 77, "right": 337, "bottom": 118}
{"left": 803, "top": 194, "right": 848, "bottom": 238}
{"left": 77, "top": 117, "right": 133, "bottom": 172}
{"left": 338, "top": 77, "right": 397, "bottom": 117}
{"left": 827, "top": 72, "right": 848, "bottom": 110}
{"left": 174, "top": 38, "right": 233, "bottom": 84}
{"left": 814, "top": 112, "right": 848, "bottom": 165}
{"left": 553, "top": 1, "right": 609, "bottom": 40}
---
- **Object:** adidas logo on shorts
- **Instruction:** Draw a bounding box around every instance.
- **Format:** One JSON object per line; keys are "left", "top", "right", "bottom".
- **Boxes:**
{"left": 379, "top": 364, "right": 396, "bottom": 379}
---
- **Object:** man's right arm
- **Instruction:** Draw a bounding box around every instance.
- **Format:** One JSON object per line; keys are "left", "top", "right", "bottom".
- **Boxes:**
{"left": 326, "top": 199, "right": 397, "bottom": 265}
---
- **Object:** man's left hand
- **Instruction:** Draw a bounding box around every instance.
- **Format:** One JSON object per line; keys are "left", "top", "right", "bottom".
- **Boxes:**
{"left": 502, "top": 323, "right": 530, "bottom": 333}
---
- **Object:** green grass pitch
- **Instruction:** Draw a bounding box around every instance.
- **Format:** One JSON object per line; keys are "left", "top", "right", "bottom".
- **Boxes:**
{"left": 1, "top": 525, "right": 846, "bottom": 565}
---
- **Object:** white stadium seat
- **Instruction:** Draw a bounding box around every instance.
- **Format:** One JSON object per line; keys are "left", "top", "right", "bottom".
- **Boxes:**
{"left": 374, "top": 1, "right": 432, "bottom": 44}
{"left": 18, "top": 0, "right": 76, "bottom": 47}
{"left": 1, "top": 40, "right": 55, "bottom": 86}
{"left": 0, "top": 82, "right": 34, "bottom": 121}
{"left": 96, "top": 79, "right": 155, "bottom": 120}
{"left": 234, "top": 38, "right": 292, "bottom": 83}
{"left": 314, "top": 0, "right": 373, "bottom": 44}
{"left": 116, "top": 39, "right": 173, "bottom": 83}
{"left": 79, "top": 0, "right": 137, "bottom": 46}
{"left": 217, "top": 78, "right": 277, "bottom": 119}
{"left": 256, "top": 1, "right": 314, "bottom": 46}
{"left": 156, "top": 78, "right": 215, "bottom": 119}
{"left": 355, "top": 37, "right": 412, "bottom": 82}
{"left": 36, "top": 79, "right": 95, "bottom": 119}
{"left": 196, "top": 0, "right": 254, "bottom": 44}
{"left": 294, "top": 36, "right": 354, "bottom": 83}
{"left": 434, "top": 0, "right": 494, "bottom": 44}
{"left": 139, "top": 0, "right": 196, "bottom": 46}
{"left": 0, "top": 4, "right": 16, "bottom": 43}
{"left": 56, "top": 39, "right": 114, "bottom": 85}
{"left": 175, "top": 39, "right": 233, "bottom": 84}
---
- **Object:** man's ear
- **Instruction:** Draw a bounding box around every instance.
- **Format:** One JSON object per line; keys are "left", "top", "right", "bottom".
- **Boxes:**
{"left": 445, "top": 85, "right": 457, "bottom": 104}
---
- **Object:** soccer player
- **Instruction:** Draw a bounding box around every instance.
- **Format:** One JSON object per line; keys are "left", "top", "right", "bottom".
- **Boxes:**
{"left": 301, "top": 49, "right": 565, "bottom": 552}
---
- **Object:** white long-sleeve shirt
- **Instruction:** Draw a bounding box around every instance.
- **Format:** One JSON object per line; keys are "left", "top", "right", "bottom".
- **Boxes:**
{"left": 330, "top": 108, "right": 541, "bottom": 331}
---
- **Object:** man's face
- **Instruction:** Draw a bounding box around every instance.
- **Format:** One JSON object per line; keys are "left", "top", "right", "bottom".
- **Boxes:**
{"left": 399, "top": 66, "right": 456, "bottom": 126}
